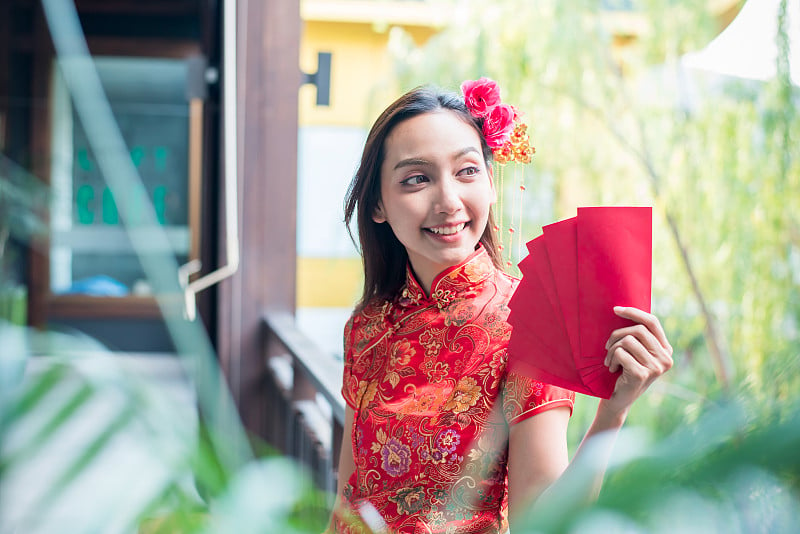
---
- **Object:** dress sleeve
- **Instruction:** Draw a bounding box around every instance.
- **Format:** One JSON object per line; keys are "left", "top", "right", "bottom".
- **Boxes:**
{"left": 340, "top": 315, "right": 360, "bottom": 410}
{"left": 502, "top": 370, "right": 575, "bottom": 425}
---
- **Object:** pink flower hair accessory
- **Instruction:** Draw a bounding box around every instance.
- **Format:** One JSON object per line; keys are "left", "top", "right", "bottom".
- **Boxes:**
{"left": 461, "top": 77, "right": 501, "bottom": 119}
{"left": 461, "top": 77, "right": 534, "bottom": 165}
{"left": 482, "top": 103, "right": 516, "bottom": 149}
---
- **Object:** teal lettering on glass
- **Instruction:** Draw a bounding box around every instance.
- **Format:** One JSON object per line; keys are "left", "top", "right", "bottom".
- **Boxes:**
{"left": 77, "top": 149, "right": 93, "bottom": 172}
{"left": 102, "top": 187, "right": 119, "bottom": 224}
{"left": 153, "top": 185, "right": 167, "bottom": 225}
{"left": 154, "top": 146, "right": 169, "bottom": 172}
{"left": 76, "top": 184, "right": 94, "bottom": 224}
{"left": 130, "top": 146, "right": 145, "bottom": 168}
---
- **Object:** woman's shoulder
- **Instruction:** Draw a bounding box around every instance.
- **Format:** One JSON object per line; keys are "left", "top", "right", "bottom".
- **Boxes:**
{"left": 345, "top": 297, "right": 397, "bottom": 349}
{"left": 349, "top": 297, "right": 395, "bottom": 325}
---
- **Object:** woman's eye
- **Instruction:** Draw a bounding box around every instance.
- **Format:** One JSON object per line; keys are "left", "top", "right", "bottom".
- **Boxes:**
{"left": 459, "top": 166, "right": 480, "bottom": 176}
{"left": 401, "top": 175, "right": 428, "bottom": 185}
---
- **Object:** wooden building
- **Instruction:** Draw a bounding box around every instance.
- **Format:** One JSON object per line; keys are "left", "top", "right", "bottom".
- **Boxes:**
{"left": 0, "top": 0, "right": 300, "bottom": 447}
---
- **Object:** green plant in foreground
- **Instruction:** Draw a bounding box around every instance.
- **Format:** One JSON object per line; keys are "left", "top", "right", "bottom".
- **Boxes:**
{"left": 0, "top": 323, "right": 331, "bottom": 534}
{"left": 2, "top": 323, "right": 798, "bottom": 533}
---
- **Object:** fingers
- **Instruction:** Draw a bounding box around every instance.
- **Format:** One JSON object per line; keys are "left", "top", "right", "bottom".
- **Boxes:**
{"left": 605, "top": 326, "right": 672, "bottom": 370}
{"left": 605, "top": 334, "right": 672, "bottom": 375}
{"left": 606, "top": 345, "right": 650, "bottom": 380}
{"left": 605, "top": 307, "right": 674, "bottom": 376}
{"left": 612, "top": 306, "right": 672, "bottom": 353}
{"left": 605, "top": 324, "right": 661, "bottom": 354}
{"left": 600, "top": 307, "right": 674, "bottom": 410}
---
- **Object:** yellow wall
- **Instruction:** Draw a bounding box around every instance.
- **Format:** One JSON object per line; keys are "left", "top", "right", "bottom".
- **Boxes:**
{"left": 299, "top": 21, "right": 396, "bottom": 128}
{"left": 299, "top": 1, "right": 443, "bottom": 128}
{"left": 297, "top": 257, "right": 363, "bottom": 308}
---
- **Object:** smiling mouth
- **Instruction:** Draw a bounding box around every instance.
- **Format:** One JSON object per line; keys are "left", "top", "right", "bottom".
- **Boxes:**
{"left": 425, "top": 222, "right": 468, "bottom": 236}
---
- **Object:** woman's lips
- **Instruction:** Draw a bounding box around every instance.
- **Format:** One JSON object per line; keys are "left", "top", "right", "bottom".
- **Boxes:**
{"left": 425, "top": 222, "right": 468, "bottom": 236}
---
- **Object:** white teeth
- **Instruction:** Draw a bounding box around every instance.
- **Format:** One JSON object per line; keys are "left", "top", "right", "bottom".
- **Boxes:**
{"left": 429, "top": 223, "right": 466, "bottom": 235}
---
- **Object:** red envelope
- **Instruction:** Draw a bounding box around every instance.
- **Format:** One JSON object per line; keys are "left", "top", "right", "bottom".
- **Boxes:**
{"left": 508, "top": 240, "right": 580, "bottom": 388}
{"left": 507, "top": 207, "right": 653, "bottom": 399}
{"left": 508, "top": 326, "right": 596, "bottom": 396}
{"left": 576, "top": 206, "right": 652, "bottom": 395}
{"left": 542, "top": 218, "right": 580, "bottom": 358}
{"left": 527, "top": 238, "right": 563, "bottom": 330}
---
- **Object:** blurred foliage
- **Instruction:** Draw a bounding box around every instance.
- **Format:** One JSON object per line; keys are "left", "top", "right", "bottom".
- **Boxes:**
{"left": 517, "top": 396, "right": 800, "bottom": 533}
{"left": 0, "top": 324, "right": 331, "bottom": 533}
{"left": 0, "top": 154, "right": 49, "bottom": 298}
{"left": 3, "top": 326, "right": 798, "bottom": 532}
{"left": 0, "top": 156, "right": 47, "bottom": 324}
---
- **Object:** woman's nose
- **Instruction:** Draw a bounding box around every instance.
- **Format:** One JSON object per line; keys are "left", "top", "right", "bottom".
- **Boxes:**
{"left": 434, "top": 179, "right": 462, "bottom": 214}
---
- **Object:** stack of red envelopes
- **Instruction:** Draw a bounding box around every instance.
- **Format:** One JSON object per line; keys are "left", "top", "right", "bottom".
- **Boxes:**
{"left": 507, "top": 206, "right": 652, "bottom": 399}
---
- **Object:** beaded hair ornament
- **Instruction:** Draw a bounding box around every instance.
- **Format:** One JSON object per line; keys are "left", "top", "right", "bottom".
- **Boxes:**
{"left": 461, "top": 77, "right": 534, "bottom": 269}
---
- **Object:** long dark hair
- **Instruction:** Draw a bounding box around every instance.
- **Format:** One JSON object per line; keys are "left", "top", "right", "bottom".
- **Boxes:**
{"left": 344, "top": 86, "right": 503, "bottom": 310}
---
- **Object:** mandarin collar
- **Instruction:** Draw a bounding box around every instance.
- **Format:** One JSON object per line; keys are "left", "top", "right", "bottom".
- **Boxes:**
{"left": 399, "top": 245, "right": 496, "bottom": 309}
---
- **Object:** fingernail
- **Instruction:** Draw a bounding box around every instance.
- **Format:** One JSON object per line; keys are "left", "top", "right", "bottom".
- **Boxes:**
{"left": 614, "top": 306, "right": 624, "bottom": 313}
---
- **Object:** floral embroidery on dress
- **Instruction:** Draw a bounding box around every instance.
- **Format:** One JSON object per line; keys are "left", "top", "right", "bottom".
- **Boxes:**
{"left": 384, "top": 339, "right": 416, "bottom": 388}
{"left": 426, "top": 361, "right": 449, "bottom": 384}
{"left": 487, "top": 349, "right": 506, "bottom": 390}
{"left": 388, "top": 485, "right": 427, "bottom": 515}
{"left": 354, "top": 380, "right": 378, "bottom": 408}
{"left": 462, "top": 256, "right": 493, "bottom": 282}
{"left": 400, "top": 285, "right": 423, "bottom": 307}
{"left": 443, "top": 376, "right": 482, "bottom": 414}
{"left": 436, "top": 429, "right": 461, "bottom": 453}
{"left": 337, "top": 245, "right": 576, "bottom": 534}
{"left": 443, "top": 298, "right": 477, "bottom": 327}
{"left": 396, "top": 384, "right": 451, "bottom": 418}
{"left": 381, "top": 437, "right": 412, "bottom": 477}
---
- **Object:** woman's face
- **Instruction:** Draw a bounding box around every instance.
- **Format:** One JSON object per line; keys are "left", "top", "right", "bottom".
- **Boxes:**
{"left": 373, "top": 110, "right": 495, "bottom": 292}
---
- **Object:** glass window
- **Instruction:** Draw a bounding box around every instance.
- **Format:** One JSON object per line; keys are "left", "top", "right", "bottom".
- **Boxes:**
{"left": 49, "top": 56, "right": 191, "bottom": 296}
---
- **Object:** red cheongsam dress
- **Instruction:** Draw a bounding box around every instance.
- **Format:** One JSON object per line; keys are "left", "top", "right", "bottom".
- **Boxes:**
{"left": 334, "top": 246, "right": 575, "bottom": 534}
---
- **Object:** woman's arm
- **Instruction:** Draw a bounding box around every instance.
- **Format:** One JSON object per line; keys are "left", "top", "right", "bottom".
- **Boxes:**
{"left": 507, "top": 406, "right": 571, "bottom": 515}
{"left": 508, "top": 306, "right": 673, "bottom": 526}
{"left": 335, "top": 407, "right": 356, "bottom": 499}
{"left": 507, "top": 402, "right": 626, "bottom": 528}
{"left": 325, "top": 407, "right": 355, "bottom": 533}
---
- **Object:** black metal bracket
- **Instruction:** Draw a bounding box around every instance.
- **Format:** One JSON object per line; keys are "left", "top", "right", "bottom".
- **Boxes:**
{"left": 302, "top": 51, "right": 332, "bottom": 107}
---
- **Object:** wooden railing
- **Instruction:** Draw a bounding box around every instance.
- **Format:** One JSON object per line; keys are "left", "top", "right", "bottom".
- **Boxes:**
{"left": 261, "top": 311, "right": 345, "bottom": 495}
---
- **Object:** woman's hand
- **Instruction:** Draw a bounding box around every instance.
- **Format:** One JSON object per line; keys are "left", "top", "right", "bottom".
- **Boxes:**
{"left": 602, "top": 306, "right": 673, "bottom": 416}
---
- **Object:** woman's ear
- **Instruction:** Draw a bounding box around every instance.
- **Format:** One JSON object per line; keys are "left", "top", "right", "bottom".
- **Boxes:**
{"left": 372, "top": 201, "right": 387, "bottom": 224}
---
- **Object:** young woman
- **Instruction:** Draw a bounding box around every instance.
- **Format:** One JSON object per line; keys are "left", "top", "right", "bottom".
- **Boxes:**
{"left": 329, "top": 82, "right": 673, "bottom": 533}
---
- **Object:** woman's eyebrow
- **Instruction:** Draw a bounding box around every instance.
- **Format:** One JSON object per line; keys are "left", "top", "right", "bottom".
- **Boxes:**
{"left": 393, "top": 147, "right": 481, "bottom": 171}
{"left": 393, "top": 157, "right": 431, "bottom": 170}
{"left": 452, "top": 147, "right": 481, "bottom": 160}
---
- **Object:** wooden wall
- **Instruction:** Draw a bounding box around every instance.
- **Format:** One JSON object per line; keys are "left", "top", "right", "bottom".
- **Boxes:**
{"left": 216, "top": 0, "right": 301, "bottom": 440}
{"left": 2, "top": 0, "right": 301, "bottom": 444}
